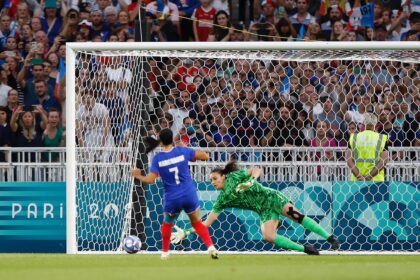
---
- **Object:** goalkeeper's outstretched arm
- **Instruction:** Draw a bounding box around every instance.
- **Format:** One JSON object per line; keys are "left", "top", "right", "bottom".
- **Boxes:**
{"left": 171, "top": 212, "right": 220, "bottom": 244}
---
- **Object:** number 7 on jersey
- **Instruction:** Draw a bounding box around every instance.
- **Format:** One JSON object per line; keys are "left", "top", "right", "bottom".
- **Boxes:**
{"left": 169, "top": 167, "right": 180, "bottom": 184}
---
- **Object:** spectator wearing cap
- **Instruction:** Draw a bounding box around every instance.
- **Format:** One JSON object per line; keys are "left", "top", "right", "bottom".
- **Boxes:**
{"left": 90, "top": 9, "right": 110, "bottom": 41}
{"left": 208, "top": 10, "right": 232, "bottom": 41}
{"left": 41, "top": 0, "right": 63, "bottom": 45}
{"left": 78, "top": 19, "right": 93, "bottom": 41}
{"left": 290, "top": 0, "right": 316, "bottom": 40}
{"left": 260, "top": 0, "right": 278, "bottom": 24}
{"left": 192, "top": 0, "right": 217, "bottom": 41}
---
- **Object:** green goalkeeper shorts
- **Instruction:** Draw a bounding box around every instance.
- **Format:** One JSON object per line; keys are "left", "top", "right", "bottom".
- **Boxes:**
{"left": 258, "top": 190, "right": 289, "bottom": 224}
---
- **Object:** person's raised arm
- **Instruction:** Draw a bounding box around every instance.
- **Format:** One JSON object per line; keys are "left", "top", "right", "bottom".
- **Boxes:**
{"left": 131, "top": 168, "right": 158, "bottom": 184}
{"left": 10, "top": 106, "right": 23, "bottom": 132}
{"left": 194, "top": 149, "right": 210, "bottom": 161}
{"left": 248, "top": 167, "right": 261, "bottom": 180}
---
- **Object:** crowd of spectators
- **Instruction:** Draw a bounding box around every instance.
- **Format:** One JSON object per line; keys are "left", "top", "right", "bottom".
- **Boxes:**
{"left": 0, "top": 0, "right": 419, "bottom": 166}
{"left": 146, "top": 58, "right": 420, "bottom": 157}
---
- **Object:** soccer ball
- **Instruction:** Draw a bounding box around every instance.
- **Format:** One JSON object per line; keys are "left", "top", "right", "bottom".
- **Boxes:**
{"left": 123, "top": 235, "right": 141, "bottom": 254}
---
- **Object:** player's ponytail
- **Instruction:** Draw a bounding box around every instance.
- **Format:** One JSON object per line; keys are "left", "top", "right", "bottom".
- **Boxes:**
{"left": 144, "top": 136, "right": 160, "bottom": 153}
{"left": 224, "top": 161, "right": 239, "bottom": 174}
{"left": 144, "top": 129, "right": 174, "bottom": 153}
{"left": 211, "top": 161, "right": 239, "bottom": 176}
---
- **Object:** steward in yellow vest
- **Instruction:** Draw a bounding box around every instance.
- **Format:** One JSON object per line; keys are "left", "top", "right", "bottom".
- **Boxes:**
{"left": 346, "top": 113, "right": 389, "bottom": 182}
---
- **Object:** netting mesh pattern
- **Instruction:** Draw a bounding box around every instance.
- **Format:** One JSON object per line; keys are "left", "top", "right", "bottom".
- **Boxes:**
{"left": 73, "top": 49, "right": 419, "bottom": 252}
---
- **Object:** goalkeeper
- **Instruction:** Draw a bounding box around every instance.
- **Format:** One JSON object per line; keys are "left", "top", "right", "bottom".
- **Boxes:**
{"left": 171, "top": 161, "right": 340, "bottom": 255}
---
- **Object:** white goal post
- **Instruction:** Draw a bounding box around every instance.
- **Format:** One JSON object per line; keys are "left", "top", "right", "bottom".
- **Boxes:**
{"left": 66, "top": 42, "right": 420, "bottom": 254}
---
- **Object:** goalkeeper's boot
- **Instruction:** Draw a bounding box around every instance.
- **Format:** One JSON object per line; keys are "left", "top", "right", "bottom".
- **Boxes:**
{"left": 304, "top": 245, "right": 320, "bottom": 255}
{"left": 327, "top": 235, "right": 340, "bottom": 250}
{"left": 160, "top": 251, "right": 170, "bottom": 261}
{"left": 208, "top": 245, "right": 219, "bottom": 259}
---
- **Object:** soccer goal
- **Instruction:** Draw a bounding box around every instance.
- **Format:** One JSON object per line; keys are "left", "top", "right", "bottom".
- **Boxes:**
{"left": 66, "top": 42, "right": 420, "bottom": 254}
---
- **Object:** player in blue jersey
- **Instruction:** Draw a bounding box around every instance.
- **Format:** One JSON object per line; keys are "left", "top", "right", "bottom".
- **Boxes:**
{"left": 132, "top": 128, "right": 218, "bottom": 260}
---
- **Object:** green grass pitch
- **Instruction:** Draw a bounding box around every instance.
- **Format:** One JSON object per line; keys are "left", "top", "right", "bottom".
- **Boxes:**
{"left": 1, "top": 254, "right": 419, "bottom": 280}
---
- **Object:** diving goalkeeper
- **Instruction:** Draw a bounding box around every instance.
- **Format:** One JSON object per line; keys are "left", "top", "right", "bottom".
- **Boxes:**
{"left": 171, "top": 161, "right": 340, "bottom": 255}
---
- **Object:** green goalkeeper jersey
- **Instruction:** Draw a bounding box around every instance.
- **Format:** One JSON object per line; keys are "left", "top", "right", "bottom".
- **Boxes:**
{"left": 212, "top": 169, "right": 289, "bottom": 221}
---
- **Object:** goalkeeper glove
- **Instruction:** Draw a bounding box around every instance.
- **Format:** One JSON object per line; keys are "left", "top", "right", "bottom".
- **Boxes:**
{"left": 235, "top": 179, "right": 255, "bottom": 193}
{"left": 170, "top": 225, "right": 193, "bottom": 244}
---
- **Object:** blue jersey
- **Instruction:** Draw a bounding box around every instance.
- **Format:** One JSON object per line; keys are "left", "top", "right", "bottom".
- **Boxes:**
{"left": 150, "top": 147, "right": 196, "bottom": 200}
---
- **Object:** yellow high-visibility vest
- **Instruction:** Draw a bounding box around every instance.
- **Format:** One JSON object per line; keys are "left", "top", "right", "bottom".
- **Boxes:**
{"left": 349, "top": 130, "right": 388, "bottom": 182}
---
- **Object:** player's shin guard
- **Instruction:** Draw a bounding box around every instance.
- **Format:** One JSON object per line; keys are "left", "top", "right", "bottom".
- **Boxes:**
{"left": 191, "top": 221, "right": 213, "bottom": 248}
{"left": 161, "top": 222, "right": 173, "bottom": 252}
{"left": 301, "top": 216, "right": 330, "bottom": 240}
{"left": 274, "top": 235, "right": 305, "bottom": 252}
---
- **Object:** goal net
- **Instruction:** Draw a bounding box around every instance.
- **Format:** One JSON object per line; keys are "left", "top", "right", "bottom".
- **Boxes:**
{"left": 66, "top": 42, "right": 420, "bottom": 254}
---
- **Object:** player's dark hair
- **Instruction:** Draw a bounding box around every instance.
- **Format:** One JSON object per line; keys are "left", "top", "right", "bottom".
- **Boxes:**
{"left": 159, "top": 128, "right": 173, "bottom": 146}
{"left": 143, "top": 128, "right": 174, "bottom": 153}
{"left": 211, "top": 161, "right": 239, "bottom": 176}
